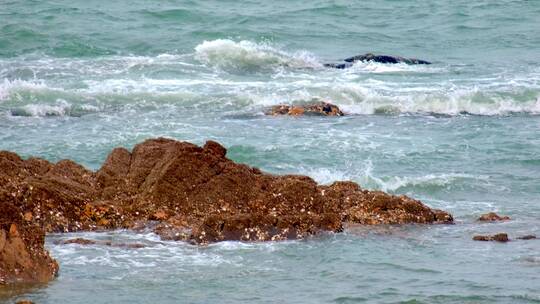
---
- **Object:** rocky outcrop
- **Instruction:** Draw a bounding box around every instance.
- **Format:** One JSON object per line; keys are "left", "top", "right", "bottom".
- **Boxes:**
{"left": 0, "top": 202, "right": 58, "bottom": 285}
{"left": 1, "top": 138, "right": 452, "bottom": 246}
{"left": 477, "top": 212, "right": 510, "bottom": 221}
{"left": 472, "top": 233, "right": 509, "bottom": 242}
{"left": 324, "top": 53, "right": 431, "bottom": 69}
{"left": 267, "top": 102, "right": 344, "bottom": 116}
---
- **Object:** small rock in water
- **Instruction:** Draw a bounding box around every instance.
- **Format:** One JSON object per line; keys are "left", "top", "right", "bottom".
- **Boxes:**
{"left": 517, "top": 235, "right": 536, "bottom": 240}
{"left": 267, "top": 102, "right": 344, "bottom": 116}
{"left": 477, "top": 212, "right": 510, "bottom": 221}
{"left": 324, "top": 53, "right": 431, "bottom": 69}
{"left": 15, "top": 300, "right": 34, "bottom": 304}
{"left": 56, "top": 238, "right": 146, "bottom": 248}
{"left": 472, "top": 233, "right": 509, "bottom": 242}
{"left": 57, "top": 238, "right": 97, "bottom": 245}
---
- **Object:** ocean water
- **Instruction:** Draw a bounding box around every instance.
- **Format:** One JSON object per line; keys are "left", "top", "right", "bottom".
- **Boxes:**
{"left": 1, "top": 0, "right": 540, "bottom": 303}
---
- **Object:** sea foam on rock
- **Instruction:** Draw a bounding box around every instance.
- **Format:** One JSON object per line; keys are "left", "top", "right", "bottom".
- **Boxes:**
{"left": 1, "top": 138, "right": 452, "bottom": 247}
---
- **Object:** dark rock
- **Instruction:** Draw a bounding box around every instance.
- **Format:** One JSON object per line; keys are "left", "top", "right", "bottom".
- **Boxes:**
{"left": 323, "top": 63, "right": 353, "bottom": 69}
{"left": 324, "top": 53, "right": 431, "bottom": 69}
{"left": 517, "top": 235, "right": 536, "bottom": 240}
{"left": 343, "top": 53, "right": 431, "bottom": 64}
{"left": 267, "top": 102, "right": 344, "bottom": 116}
{"left": 473, "top": 233, "right": 509, "bottom": 242}
{"left": 55, "top": 238, "right": 97, "bottom": 245}
{"left": 477, "top": 212, "right": 510, "bottom": 221}
{"left": 55, "top": 238, "right": 145, "bottom": 249}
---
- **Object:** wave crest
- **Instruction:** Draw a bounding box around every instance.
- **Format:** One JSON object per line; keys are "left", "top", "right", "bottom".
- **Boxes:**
{"left": 194, "top": 39, "right": 321, "bottom": 71}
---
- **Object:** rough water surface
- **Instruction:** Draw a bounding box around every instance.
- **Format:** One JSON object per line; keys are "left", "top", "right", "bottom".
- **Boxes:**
{"left": 1, "top": 0, "right": 540, "bottom": 303}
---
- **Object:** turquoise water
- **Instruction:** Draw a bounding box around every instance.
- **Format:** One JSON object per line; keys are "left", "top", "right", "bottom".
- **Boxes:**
{"left": 1, "top": 0, "right": 540, "bottom": 303}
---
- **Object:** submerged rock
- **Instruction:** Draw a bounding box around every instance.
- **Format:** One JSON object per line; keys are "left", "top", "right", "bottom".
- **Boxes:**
{"left": 517, "top": 235, "right": 536, "bottom": 240}
{"left": 472, "top": 233, "right": 509, "bottom": 242}
{"left": 55, "top": 238, "right": 145, "bottom": 248}
{"left": 324, "top": 53, "right": 431, "bottom": 69}
{"left": 477, "top": 212, "right": 510, "bottom": 221}
{"left": 0, "top": 202, "right": 59, "bottom": 285}
{"left": 0, "top": 138, "right": 452, "bottom": 248}
{"left": 267, "top": 102, "right": 344, "bottom": 116}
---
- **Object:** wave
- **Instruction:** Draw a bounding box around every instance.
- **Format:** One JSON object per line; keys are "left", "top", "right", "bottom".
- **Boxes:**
{"left": 2, "top": 76, "right": 539, "bottom": 117}
{"left": 0, "top": 78, "right": 49, "bottom": 101}
{"left": 8, "top": 101, "right": 100, "bottom": 117}
{"left": 346, "top": 60, "right": 444, "bottom": 74}
{"left": 2, "top": 42, "right": 540, "bottom": 117}
{"left": 302, "top": 163, "right": 489, "bottom": 193}
{"left": 194, "top": 39, "right": 322, "bottom": 71}
{"left": 337, "top": 92, "right": 540, "bottom": 116}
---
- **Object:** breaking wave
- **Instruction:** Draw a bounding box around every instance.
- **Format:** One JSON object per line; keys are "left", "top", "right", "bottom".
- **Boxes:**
{"left": 2, "top": 41, "right": 540, "bottom": 117}
{"left": 194, "top": 39, "right": 322, "bottom": 70}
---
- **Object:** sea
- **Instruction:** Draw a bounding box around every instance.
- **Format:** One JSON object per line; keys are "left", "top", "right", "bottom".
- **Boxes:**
{"left": 1, "top": 0, "right": 539, "bottom": 303}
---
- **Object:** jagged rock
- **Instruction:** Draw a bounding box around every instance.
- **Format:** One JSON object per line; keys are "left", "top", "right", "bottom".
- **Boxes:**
{"left": 477, "top": 212, "right": 510, "bottom": 221}
{"left": 517, "top": 235, "right": 536, "bottom": 240}
{"left": 0, "top": 202, "right": 58, "bottom": 285}
{"left": 472, "top": 233, "right": 509, "bottom": 242}
{"left": 324, "top": 53, "right": 431, "bottom": 69}
{"left": 0, "top": 138, "right": 452, "bottom": 248}
{"left": 267, "top": 102, "right": 344, "bottom": 116}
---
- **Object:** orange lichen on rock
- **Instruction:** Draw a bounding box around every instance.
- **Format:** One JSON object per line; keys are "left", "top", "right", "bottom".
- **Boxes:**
{"left": 267, "top": 102, "right": 344, "bottom": 116}
{"left": 477, "top": 212, "right": 510, "bottom": 221}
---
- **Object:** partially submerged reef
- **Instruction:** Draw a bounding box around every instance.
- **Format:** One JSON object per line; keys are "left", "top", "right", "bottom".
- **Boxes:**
{"left": 266, "top": 102, "right": 344, "bottom": 116}
{"left": 324, "top": 53, "right": 431, "bottom": 69}
{"left": 1, "top": 138, "right": 453, "bottom": 284}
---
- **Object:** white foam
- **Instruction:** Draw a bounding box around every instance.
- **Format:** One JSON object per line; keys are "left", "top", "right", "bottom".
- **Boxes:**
{"left": 194, "top": 39, "right": 322, "bottom": 70}
{"left": 302, "top": 161, "right": 489, "bottom": 193}
{"left": 374, "top": 173, "right": 489, "bottom": 192}
{"left": 347, "top": 61, "right": 444, "bottom": 74}
{"left": 13, "top": 99, "right": 72, "bottom": 117}
{"left": 0, "top": 78, "right": 48, "bottom": 101}
{"left": 2, "top": 47, "right": 540, "bottom": 117}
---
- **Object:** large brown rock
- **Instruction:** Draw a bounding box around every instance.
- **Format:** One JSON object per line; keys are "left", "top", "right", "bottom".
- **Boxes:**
{"left": 0, "top": 138, "right": 452, "bottom": 248}
{"left": 0, "top": 202, "right": 58, "bottom": 285}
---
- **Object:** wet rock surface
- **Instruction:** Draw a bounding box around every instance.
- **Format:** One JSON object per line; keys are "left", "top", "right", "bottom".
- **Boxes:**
{"left": 473, "top": 233, "right": 509, "bottom": 242}
{"left": 1, "top": 138, "right": 452, "bottom": 246}
{"left": 55, "top": 238, "right": 146, "bottom": 248}
{"left": 477, "top": 212, "right": 510, "bottom": 221}
{"left": 0, "top": 202, "right": 58, "bottom": 285}
{"left": 266, "top": 102, "right": 344, "bottom": 116}
{"left": 324, "top": 53, "right": 431, "bottom": 69}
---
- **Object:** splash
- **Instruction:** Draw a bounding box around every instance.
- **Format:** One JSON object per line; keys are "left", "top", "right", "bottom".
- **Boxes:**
{"left": 194, "top": 39, "right": 322, "bottom": 71}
